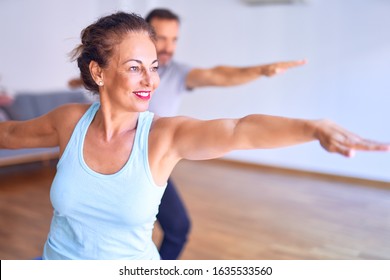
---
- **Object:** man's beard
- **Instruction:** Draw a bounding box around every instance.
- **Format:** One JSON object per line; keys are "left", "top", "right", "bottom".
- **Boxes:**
{"left": 157, "top": 51, "right": 173, "bottom": 64}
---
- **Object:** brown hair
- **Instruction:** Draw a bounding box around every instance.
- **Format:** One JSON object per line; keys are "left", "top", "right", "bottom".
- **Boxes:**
{"left": 70, "top": 12, "right": 156, "bottom": 93}
{"left": 145, "top": 8, "right": 180, "bottom": 24}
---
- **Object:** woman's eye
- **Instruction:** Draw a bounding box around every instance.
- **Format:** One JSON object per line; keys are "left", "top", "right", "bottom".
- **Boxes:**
{"left": 151, "top": 66, "right": 159, "bottom": 72}
{"left": 129, "top": 66, "right": 140, "bottom": 72}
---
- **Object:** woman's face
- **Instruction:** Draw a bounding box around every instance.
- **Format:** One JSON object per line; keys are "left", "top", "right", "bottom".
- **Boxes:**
{"left": 101, "top": 32, "right": 160, "bottom": 112}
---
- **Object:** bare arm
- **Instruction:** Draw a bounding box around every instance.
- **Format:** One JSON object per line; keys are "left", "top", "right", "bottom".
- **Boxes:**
{"left": 186, "top": 59, "right": 306, "bottom": 89}
{"left": 68, "top": 77, "right": 83, "bottom": 89}
{"left": 0, "top": 113, "right": 59, "bottom": 150}
{"left": 166, "top": 115, "right": 390, "bottom": 162}
{"left": 0, "top": 104, "right": 86, "bottom": 150}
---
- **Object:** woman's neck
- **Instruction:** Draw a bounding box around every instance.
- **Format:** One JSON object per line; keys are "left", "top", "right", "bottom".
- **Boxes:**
{"left": 93, "top": 102, "right": 139, "bottom": 142}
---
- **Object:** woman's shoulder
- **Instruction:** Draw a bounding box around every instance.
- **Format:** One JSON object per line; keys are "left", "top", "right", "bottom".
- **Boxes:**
{"left": 151, "top": 115, "right": 196, "bottom": 129}
{"left": 50, "top": 103, "right": 92, "bottom": 128}
{"left": 52, "top": 103, "right": 93, "bottom": 150}
{"left": 152, "top": 114, "right": 193, "bottom": 122}
{"left": 150, "top": 115, "right": 196, "bottom": 141}
{"left": 53, "top": 102, "right": 91, "bottom": 118}
{"left": 151, "top": 115, "right": 176, "bottom": 131}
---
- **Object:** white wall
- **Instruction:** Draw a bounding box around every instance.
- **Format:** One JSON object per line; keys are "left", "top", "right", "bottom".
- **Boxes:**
{"left": 0, "top": 0, "right": 389, "bottom": 181}
{"left": 0, "top": 0, "right": 143, "bottom": 92}
{"left": 0, "top": 0, "right": 93, "bottom": 92}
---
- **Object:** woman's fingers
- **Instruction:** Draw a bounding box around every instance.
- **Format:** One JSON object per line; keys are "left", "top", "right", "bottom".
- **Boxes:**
{"left": 347, "top": 138, "right": 390, "bottom": 152}
{"left": 318, "top": 122, "right": 390, "bottom": 156}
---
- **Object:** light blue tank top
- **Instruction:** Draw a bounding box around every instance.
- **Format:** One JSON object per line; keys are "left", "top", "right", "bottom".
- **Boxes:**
{"left": 43, "top": 102, "right": 166, "bottom": 260}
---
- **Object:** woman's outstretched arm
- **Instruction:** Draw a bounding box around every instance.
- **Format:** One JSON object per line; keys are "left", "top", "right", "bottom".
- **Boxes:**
{"left": 0, "top": 104, "right": 87, "bottom": 150}
{"left": 0, "top": 113, "right": 59, "bottom": 150}
{"left": 164, "top": 114, "right": 390, "bottom": 161}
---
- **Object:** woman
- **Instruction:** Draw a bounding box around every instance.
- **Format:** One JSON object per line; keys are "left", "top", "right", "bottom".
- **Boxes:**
{"left": 0, "top": 12, "right": 388, "bottom": 260}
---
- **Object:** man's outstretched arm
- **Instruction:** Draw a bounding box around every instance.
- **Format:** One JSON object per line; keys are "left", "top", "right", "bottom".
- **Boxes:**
{"left": 186, "top": 59, "right": 307, "bottom": 89}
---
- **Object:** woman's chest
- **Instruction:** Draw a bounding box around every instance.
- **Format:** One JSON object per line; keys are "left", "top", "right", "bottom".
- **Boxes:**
{"left": 83, "top": 130, "right": 136, "bottom": 175}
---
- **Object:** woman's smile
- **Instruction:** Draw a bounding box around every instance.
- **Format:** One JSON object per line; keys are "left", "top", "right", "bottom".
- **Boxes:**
{"left": 133, "top": 90, "right": 151, "bottom": 100}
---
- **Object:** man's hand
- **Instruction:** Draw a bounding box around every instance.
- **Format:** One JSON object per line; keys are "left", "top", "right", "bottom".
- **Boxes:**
{"left": 68, "top": 78, "right": 83, "bottom": 89}
{"left": 260, "top": 59, "right": 307, "bottom": 77}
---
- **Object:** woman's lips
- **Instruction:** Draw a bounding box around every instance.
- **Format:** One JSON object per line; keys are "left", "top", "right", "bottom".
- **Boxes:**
{"left": 133, "top": 91, "right": 151, "bottom": 100}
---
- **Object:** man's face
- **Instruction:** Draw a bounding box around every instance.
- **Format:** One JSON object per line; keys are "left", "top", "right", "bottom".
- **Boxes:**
{"left": 149, "top": 18, "right": 180, "bottom": 66}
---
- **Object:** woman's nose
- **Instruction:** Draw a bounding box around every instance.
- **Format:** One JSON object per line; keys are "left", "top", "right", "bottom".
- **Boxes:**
{"left": 141, "top": 71, "right": 152, "bottom": 87}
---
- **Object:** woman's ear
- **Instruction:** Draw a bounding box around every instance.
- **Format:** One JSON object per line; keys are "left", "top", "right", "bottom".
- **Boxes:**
{"left": 89, "top": 61, "right": 104, "bottom": 87}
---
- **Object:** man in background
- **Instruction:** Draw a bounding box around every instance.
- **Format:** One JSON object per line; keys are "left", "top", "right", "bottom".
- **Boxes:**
{"left": 69, "top": 8, "right": 306, "bottom": 260}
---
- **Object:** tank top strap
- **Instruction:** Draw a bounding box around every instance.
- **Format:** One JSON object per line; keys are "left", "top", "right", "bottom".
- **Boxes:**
{"left": 57, "top": 102, "right": 100, "bottom": 168}
{"left": 136, "top": 111, "right": 155, "bottom": 152}
{"left": 133, "top": 111, "right": 161, "bottom": 187}
{"left": 78, "top": 102, "right": 100, "bottom": 135}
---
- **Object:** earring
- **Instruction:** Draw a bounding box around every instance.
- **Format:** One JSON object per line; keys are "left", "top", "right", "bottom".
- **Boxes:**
{"left": 98, "top": 81, "right": 103, "bottom": 86}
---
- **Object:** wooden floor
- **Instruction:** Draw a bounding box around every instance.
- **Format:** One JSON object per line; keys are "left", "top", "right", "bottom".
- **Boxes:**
{"left": 1, "top": 159, "right": 390, "bottom": 260}
{"left": 0, "top": 163, "right": 54, "bottom": 260}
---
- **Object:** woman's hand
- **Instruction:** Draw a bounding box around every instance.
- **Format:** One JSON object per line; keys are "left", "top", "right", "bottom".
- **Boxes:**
{"left": 314, "top": 119, "right": 390, "bottom": 157}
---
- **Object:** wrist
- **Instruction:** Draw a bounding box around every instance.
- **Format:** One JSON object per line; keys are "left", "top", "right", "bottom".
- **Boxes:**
{"left": 307, "top": 119, "right": 323, "bottom": 141}
{"left": 257, "top": 65, "right": 265, "bottom": 76}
